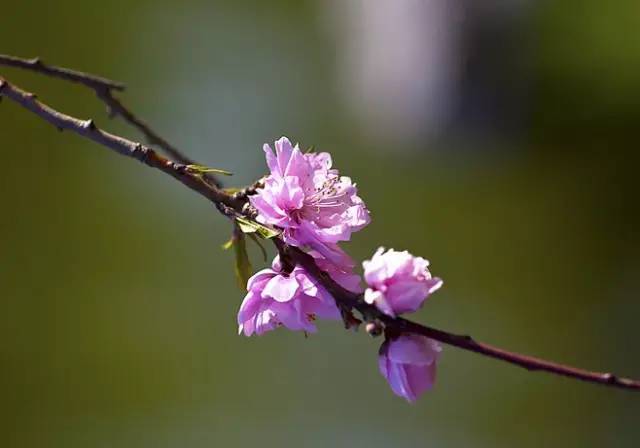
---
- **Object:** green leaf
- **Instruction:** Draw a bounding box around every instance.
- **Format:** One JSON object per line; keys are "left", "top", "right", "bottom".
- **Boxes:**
{"left": 221, "top": 237, "right": 234, "bottom": 250}
{"left": 235, "top": 217, "right": 280, "bottom": 239}
{"left": 186, "top": 164, "right": 233, "bottom": 176}
{"left": 233, "top": 232, "right": 252, "bottom": 289}
{"left": 248, "top": 233, "right": 268, "bottom": 262}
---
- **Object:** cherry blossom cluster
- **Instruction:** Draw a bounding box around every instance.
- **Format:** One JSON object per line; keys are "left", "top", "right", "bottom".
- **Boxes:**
{"left": 238, "top": 137, "right": 443, "bottom": 402}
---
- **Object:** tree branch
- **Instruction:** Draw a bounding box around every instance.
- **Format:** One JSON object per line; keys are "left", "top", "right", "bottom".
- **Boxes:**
{"left": 0, "top": 54, "right": 124, "bottom": 90}
{"left": 0, "top": 77, "right": 235, "bottom": 208}
{"left": 278, "top": 241, "right": 640, "bottom": 391}
{"left": 2, "top": 72, "right": 639, "bottom": 393}
{"left": 0, "top": 54, "right": 222, "bottom": 187}
{"left": 389, "top": 317, "right": 640, "bottom": 390}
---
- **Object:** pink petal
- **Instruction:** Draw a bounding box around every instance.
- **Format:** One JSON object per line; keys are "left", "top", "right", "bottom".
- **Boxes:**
{"left": 249, "top": 194, "right": 288, "bottom": 226}
{"left": 237, "top": 291, "right": 262, "bottom": 325}
{"left": 386, "top": 357, "right": 416, "bottom": 402}
{"left": 262, "top": 275, "right": 300, "bottom": 303}
{"left": 273, "top": 300, "right": 316, "bottom": 332}
{"left": 281, "top": 176, "right": 305, "bottom": 209}
{"left": 405, "top": 362, "right": 437, "bottom": 397}
{"left": 263, "top": 143, "right": 279, "bottom": 175}
{"left": 274, "top": 137, "right": 295, "bottom": 175}
{"left": 387, "top": 335, "right": 441, "bottom": 365}
{"left": 246, "top": 268, "right": 276, "bottom": 292}
{"left": 365, "top": 289, "right": 396, "bottom": 317}
{"left": 427, "top": 277, "right": 443, "bottom": 294}
{"left": 384, "top": 281, "right": 430, "bottom": 314}
{"left": 363, "top": 247, "right": 389, "bottom": 286}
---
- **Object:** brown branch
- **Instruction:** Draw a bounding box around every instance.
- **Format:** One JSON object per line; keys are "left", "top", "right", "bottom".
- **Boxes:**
{"left": 0, "top": 77, "right": 236, "bottom": 208}
{"left": 390, "top": 317, "right": 640, "bottom": 390}
{"left": 278, "top": 241, "right": 640, "bottom": 391}
{"left": 3, "top": 71, "right": 639, "bottom": 393}
{"left": 0, "top": 54, "right": 124, "bottom": 90}
{"left": 230, "top": 176, "right": 266, "bottom": 201}
{"left": 0, "top": 53, "right": 222, "bottom": 187}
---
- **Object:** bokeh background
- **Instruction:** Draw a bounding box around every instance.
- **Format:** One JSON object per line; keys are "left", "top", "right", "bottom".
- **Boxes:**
{"left": 2, "top": 1, "right": 639, "bottom": 447}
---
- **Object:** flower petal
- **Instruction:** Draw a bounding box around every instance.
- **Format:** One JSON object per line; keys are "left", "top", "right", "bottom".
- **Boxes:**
{"left": 365, "top": 289, "right": 396, "bottom": 317}
{"left": 387, "top": 335, "right": 441, "bottom": 366}
{"left": 262, "top": 274, "right": 300, "bottom": 302}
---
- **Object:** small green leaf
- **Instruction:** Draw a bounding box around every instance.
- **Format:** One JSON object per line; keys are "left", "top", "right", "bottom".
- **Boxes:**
{"left": 186, "top": 164, "right": 233, "bottom": 176}
{"left": 248, "top": 233, "right": 268, "bottom": 262}
{"left": 233, "top": 232, "right": 252, "bottom": 289}
{"left": 221, "top": 237, "right": 234, "bottom": 250}
{"left": 235, "top": 217, "right": 280, "bottom": 239}
{"left": 256, "top": 226, "right": 280, "bottom": 239}
{"left": 235, "top": 219, "right": 257, "bottom": 234}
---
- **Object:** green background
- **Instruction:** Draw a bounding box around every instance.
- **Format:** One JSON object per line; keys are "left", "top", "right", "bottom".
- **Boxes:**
{"left": 1, "top": 1, "right": 639, "bottom": 447}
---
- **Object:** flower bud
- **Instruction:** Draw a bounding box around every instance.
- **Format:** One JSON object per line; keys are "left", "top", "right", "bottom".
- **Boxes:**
{"left": 378, "top": 334, "right": 441, "bottom": 402}
{"left": 363, "top": 247, "right": 442, "bottom": 317}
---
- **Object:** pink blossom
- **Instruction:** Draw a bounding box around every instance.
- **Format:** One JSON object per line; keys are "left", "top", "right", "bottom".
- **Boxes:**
{"left": 363, "top": 247, "right": 442, "bottom": 317}
{"left": 237, "top": 255, "right": 361, "bottom": 336}
{"left": 249, "top": 137, "right": 370, "bottom": 265}
{"left": 378, "top": 334, "right": 441, "bottom": 402}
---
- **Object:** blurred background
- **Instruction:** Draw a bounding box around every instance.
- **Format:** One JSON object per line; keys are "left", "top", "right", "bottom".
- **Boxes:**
{"left": 1, "top": 1, "right": 639, "bottom": 447}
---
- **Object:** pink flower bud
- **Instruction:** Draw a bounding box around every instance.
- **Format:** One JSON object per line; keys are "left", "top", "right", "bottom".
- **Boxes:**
{"left": 378, "top": 334, "right": 441, "bottom": 402}
{"left": 363, "top": 247, "right": 442, "bottom": 317}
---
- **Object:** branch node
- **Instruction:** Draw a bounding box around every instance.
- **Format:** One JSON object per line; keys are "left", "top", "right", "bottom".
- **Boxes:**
{"left": 133, "top": 143, "right": 150, "bottom": 164}
{"left": 365, "top": 321, "right": 384, "bottom": 337}
{"left": 339, "top": 306, "right": 362, "bottom": 331}
{"left": 83, "top": 119, "right": 96, "bottom": 130}
{"left": 603, "top": 373, "right": 617, "bottom": 384}
{"left": 242, "top": 202, "right": 258, "bottom": 218}
{"left": 30, "top": 56, "right": 42, "bottom": 66}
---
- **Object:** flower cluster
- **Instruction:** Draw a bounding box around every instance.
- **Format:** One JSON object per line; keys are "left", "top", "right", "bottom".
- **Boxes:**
{"left": 239, "top": 136, "right": 442, "bottom": 402}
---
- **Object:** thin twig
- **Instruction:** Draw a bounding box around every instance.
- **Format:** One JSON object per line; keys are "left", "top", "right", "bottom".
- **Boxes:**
{"left": 0, "top": 77, "right": 235, "bottom": 208}
{"left": 0, "top": 53, "right": 222, "bottom": 187}
{"left": 2, "top": 74, "right": 639, "bottom": 393}
{"left": 0, "top": 54, "right": 125, "bottom": 90}
{"left": 231, "top": 176, "right": 266, "bottom": 201}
